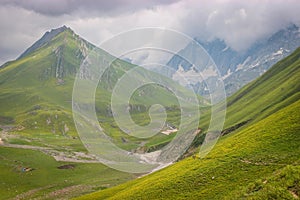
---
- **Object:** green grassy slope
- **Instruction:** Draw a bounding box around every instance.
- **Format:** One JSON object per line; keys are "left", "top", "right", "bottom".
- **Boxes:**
{"left": 0, "top": 28, "right": 91, "bottom": 147}
{"left": 189, "top": 46, "right": 300, "bottom": 152}
{"left": 76, "top": 48, "right": 300, "bottom": 199}
{"left": 0, "top": 147, "right": 136, "bottom": 200}
{"left": 0, "top": 29, "right": 140, "bottom": 199}
{"left": 77, "top": 99, "right": 300, "bottom": 200}
{"left": 227, "top": 165, "right": 300, "bottom": 199}
{"left": 0, "top": 27, "right": 199, "bottom": 152}
{"left": 0, "top": 27, "right": 203, "bottom": 199}
{"left": 224, "top": 46, "right": 300, "bottom": 128}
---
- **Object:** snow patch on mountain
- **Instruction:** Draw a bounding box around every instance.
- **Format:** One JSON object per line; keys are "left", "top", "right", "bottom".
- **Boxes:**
{"left": 222, "top": 68, "right": 232, "bottom": 80}
{"left": 273, "top": 48, "right": 283, "bottom": 56}
{"left": 167, "top": 24, "right": 300, "bottom": 97}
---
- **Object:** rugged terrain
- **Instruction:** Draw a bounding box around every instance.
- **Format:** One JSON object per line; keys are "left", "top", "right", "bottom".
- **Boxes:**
{"left": 1, "top": 26, "right": 299, "bottom": 199}
{"left": 77, "top": 47, "right": 300, "bottom": 199}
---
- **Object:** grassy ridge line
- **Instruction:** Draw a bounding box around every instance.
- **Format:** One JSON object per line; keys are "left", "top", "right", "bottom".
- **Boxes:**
{"left": 75, "top": 97, "right": 300, "bottom": 200}
{"left": 223, "top": 47, "right": 300, "bottom": 129}
{"left": 182, "top": 47, "right": 300, "bottom": 157}
{"left": 189, "top": 47, "right": 300, "bottom": 142}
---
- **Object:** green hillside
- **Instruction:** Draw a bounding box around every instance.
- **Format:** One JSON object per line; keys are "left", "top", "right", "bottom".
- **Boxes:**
{"left": 76, "top": 48, "right": 300, "bottom": 199}
{"left": 0, "top": 27, "right": 94, "bottom": 151}
{"left": 0, "top": 26, "right": 199, "bottom": 152}
{"left": 0, "top": 147, "right": 136, "bottom": 200}
{"left": 0, "top": 27, "right": 204, "bottom": 199}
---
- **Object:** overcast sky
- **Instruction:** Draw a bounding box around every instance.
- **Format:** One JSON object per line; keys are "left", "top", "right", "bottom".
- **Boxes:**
{"left": 0, "top": 0, "right": 300, "bottom": 65}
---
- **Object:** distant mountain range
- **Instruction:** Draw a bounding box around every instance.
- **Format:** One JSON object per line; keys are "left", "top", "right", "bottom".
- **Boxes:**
{"left": 167, "top": 24, "right": 300, "bottom": 96}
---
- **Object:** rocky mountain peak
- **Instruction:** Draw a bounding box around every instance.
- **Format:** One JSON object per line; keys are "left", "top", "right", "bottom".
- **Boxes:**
{"left": 18, "top": 25, "right": 72, "bottom": 59}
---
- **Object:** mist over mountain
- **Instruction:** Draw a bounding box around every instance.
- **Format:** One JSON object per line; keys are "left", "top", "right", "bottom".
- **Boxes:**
{"left": 167, "top": 24, "right": 300, "bottom": 96}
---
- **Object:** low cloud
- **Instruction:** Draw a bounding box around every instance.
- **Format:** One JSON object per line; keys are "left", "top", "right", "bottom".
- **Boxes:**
{"left": 0, "top": 0, "right": 299, "bottom": 64}
{"left": 0, "top": 0, "right": 179, "bottom": 16}
{"left": 179, "top": 0, "right": 300, "bottom": 50}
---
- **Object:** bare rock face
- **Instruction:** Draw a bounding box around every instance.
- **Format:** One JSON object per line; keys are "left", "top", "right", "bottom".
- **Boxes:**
{"left": 64, "top": 124, "right": 69, "bottom": 133}
{"left": 46, "top": 118, "right": 51, "bottom": 125}
{"left": 54, "top": 45, "right": 65, "bottom": 79}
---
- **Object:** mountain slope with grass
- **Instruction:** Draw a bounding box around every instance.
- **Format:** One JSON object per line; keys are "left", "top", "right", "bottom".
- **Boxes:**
{"left": 0, "top": 27, "right": 203, "bottom": 199}
{"left": 76, "top": 48, "right": 300, "bottom": 199}
{"left": 0, "top": 26, "right": 196, "bottom": 152}
{"left": 0, "top": 26, "right": 94, "bottom": 139}
{"left": 0, "top": 27, "right": 139, "bottom": 199}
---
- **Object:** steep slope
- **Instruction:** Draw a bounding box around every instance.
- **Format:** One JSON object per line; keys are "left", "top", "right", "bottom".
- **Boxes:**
{"left": 0, "top": 26, "right": 97, "bottom": 151}
{"left": 18, "top": 26, "right": 72, "bottom": 59}
{"left": 76, "top": 48, "right": 300, "bottom": 199}
{"left": 224, "top": 24, "right": 300, "bottom": 95}
{"left": 187, "top": 45, "right": 300, "bottom": 152}
{"left": 224, "top": 46, "right": 300, "bottom": 128}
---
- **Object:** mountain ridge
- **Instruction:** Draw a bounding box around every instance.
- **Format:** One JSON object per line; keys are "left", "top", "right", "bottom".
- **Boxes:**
{"left": 18, "top": 25, "right": 70, "bottom": 59}
{"left": 167, "top": 24, "right": 300, "bottom": 96}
